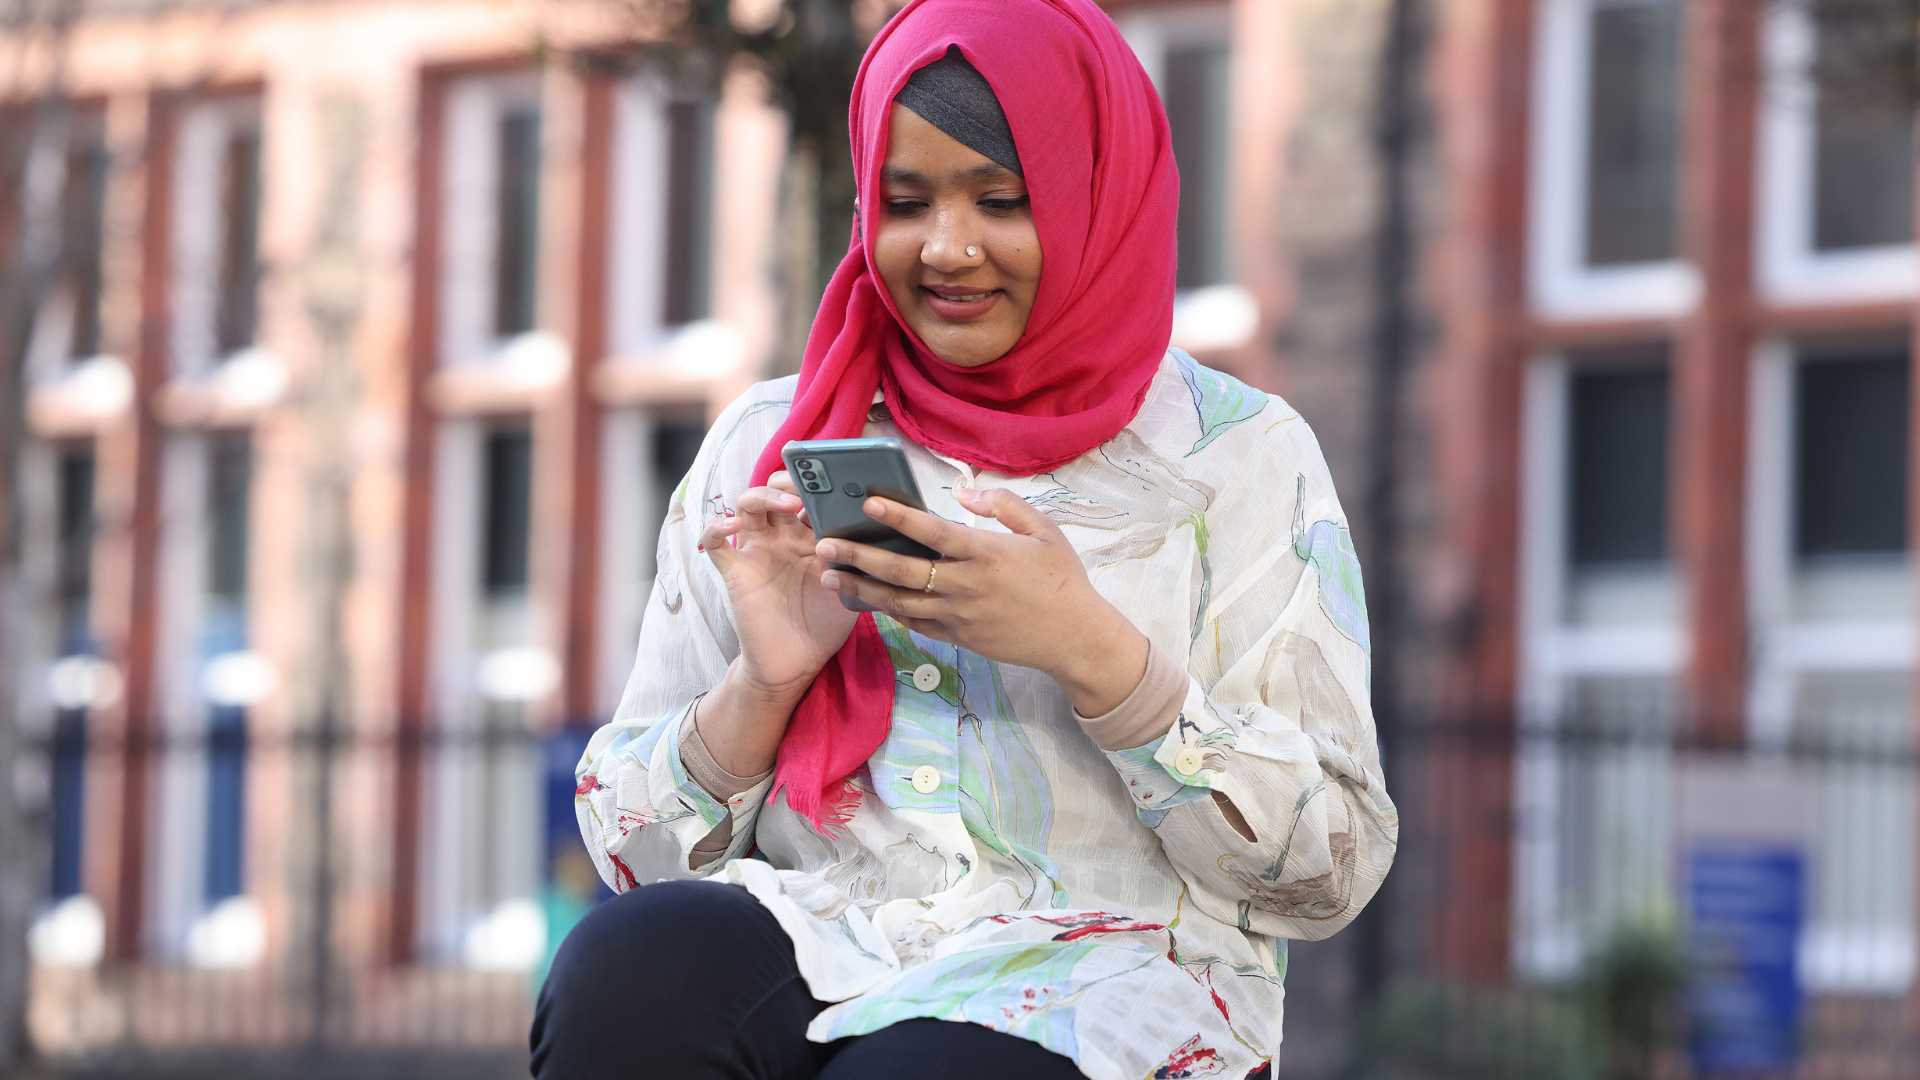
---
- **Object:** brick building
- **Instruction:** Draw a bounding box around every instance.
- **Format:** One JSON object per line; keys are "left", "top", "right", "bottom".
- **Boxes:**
{"left": 5, "top": 0, "right": 1917, "bottom": 1069}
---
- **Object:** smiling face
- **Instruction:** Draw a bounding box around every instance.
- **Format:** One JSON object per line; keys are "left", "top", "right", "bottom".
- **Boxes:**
{"left": 871, "top": 104, "right": 1042, "bottom": 369}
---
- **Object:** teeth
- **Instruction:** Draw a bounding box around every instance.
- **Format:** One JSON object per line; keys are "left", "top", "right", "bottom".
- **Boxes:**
{"left": 932, "top": 291, "right": 989, "bottom": 302}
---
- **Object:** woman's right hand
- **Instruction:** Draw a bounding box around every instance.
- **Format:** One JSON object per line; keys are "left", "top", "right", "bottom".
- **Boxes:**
{"left": 699, "top": 471, "right": 858, "bottom": 700}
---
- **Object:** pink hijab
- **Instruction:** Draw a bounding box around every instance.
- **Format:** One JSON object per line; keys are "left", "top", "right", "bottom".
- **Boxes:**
{"left": 750, "top": 0, "right": 1180, "bottom": 829}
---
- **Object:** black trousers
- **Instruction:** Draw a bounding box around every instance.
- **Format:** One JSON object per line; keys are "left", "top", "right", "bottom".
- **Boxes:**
{"left": 530, "top": 879, "right": 1087, "bottom": 1079}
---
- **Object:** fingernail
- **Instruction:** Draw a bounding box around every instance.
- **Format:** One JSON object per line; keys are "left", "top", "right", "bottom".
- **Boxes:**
{"left": 821, "top": 571, "right": 841, "bottom": 589}
{"left": 817, "top": 541, "right": 840, "bottom": 560}
{"left": 865, "top": 498, "right": 885, "bottom": 518}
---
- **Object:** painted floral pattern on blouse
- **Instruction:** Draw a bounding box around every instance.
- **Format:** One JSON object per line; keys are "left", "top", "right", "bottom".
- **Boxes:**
{"left": 575, "top": 349, "right": 1398, "bottom": 1080}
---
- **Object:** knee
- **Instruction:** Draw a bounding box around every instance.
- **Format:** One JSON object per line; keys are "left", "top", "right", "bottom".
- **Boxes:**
{"left": 542, "top": 879, "right": 764, "bottom": 1005}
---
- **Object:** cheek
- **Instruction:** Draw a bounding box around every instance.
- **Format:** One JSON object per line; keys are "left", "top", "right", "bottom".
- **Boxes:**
{"left": 871, "top": 227, "right": 918, "bottom": 301}
{"left": 998, "top": 224, "right": 1043, "bottom": 293}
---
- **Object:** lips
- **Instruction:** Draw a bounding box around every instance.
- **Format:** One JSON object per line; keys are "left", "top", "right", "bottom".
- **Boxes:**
{"left": 920, "top": 285, "right": 1002, "bottom": 321}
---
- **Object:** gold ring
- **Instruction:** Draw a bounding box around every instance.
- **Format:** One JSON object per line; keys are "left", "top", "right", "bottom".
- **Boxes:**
{"left": 923, "top": 560, "right": 939, "bottom": 594}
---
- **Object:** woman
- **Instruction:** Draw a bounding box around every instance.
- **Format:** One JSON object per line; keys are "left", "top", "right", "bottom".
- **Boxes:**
{"left": 533, "top": 0, "right": 1396, "bottom": 1076}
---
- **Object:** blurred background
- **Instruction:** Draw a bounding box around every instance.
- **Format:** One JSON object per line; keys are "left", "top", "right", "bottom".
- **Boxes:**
{"left": 1, "top": 0, "right": 1916, "bottom": 1076}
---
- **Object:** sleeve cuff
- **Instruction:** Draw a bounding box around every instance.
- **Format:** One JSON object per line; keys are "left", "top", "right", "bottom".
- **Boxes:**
{"left": 1073, "top": 640, "right": 1190, "bottom": 752}
{"left": 679, "top": 696, "right": 774, "bottom": 801}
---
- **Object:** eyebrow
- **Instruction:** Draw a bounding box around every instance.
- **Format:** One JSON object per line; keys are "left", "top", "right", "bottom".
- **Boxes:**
{"left": 881, "top": 162, "right": 1019, "bottom": 186}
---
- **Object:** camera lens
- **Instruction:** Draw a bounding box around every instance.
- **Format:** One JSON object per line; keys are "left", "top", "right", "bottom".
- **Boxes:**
{"left": 801, "top": 469, "right": 817, "bottom": 481}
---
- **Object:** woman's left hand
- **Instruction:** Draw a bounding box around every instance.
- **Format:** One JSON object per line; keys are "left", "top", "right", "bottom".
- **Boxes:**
{"left": 814, "top": 487, "right": 1148, "bottom": 715}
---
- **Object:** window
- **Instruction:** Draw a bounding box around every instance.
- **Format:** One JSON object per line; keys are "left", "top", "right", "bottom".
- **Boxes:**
{"left": 54, "top": 447, "right": 96, "bottom": 651}
{"left": 481, "top": 424, "right": 534, "bottom": 596}
{"left": 1530, "top": 0, "right": 1693, "bottom": 317}
{"left": 201, "top": 433, "right": 251, "bottom": 905}
{"left": 1516, "top": 348, "right": 1684, "bottom": 978}
{"left": 609, "top": 75, "right": 721, "bottom": 357}
{"left": 1793, "top": 346, "right": 1908, "bottom": 561}
{"left": 440, "top": 73, "right": 544, "bottom": 365}
{"left": 596, "top": 407, "right": 709, "bottom": 714}
{"left": 1567, "top": 360, "right": 1670, "bottom": 569}
{"left": 1119, "top": 11, "right": 1232, "bottom": 293}
{"left": 662, "top": 99, "right": 715, "bottom": 326}
{"left": 213, "top": 129, "right": 262, "bottom": 357}
{"left": 492, "top": 106, "right": 541, "bottom": 339}
{"left": 172, "top": 100, "right": 265, "bottom": 372}
{"left": 49, "top": 445, "right": 96, "bottom": 902}
{"left": 1113, "top": 7, "right": 1254, "bottom": 349}
{"left": 19, "top": 118, "right": 110, "bottom": 382}
{"left": 1809, "top": 4, "right": 1914, "bottom": 253}
{"left": 63, "top": 135, "right": 110, "bottom": 365}
{"left": 422, "top": 418, "right": 546, "bottom": 967}
{"left": 642, "top": 414, "right": 707, "bottom": 580}
{"left": 1581, "top": 0, "right": 1680, "bottom": 267}
{"left": 1758, "top": 3, "right": 1917, "bottom": 300}
{"left": 1162, "top": 39, "right": 1231, "bottom": 290}
{"left": 1748, "top": 340, "right": 1914, "bottom": 992}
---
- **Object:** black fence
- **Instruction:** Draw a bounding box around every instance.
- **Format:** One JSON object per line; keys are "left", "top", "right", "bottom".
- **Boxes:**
{"left": 10, "top": 711, "right": 1920, "bottom": 1079}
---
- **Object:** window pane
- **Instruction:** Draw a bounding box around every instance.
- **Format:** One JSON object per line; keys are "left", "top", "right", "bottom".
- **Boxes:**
{"left": 1795, "top": 345, "right": 1909, "bottom": 559}
{"left": 1812, "top": 18, "right": 1915, "bottom": 252}
{"left": 662, "top": 98, "right": 715, "bottom": 326}
{"left": 493, "top": 106, "right": 542, "bottom": 338}
{"left": 206, "top": 433, "right": 253, "bottom": 601}
{"left": 49, "top": 709, "right": 86, "bottom": 899}
{"left": 55, "top": 446, "right": 95, "bottom": 648}
{"left": 203, "top": 704, "right": 248, "bottom": 902}
{"left": 1567, "top": 350, "right": 1671, "bottom": 567}
{"left": 64, "top": 137, "right": 108, "bottom": 363}
{"left": 1164, "top": 40, "right": 1231, "bottom": 289}
{"left": 481, "top": 425, "right": 533, "bottom": 594}
{"left": 214, "top": 127, "right": 262, "bottom": 355}
{"left": 644, "top": 413, "right": 708, "bottom": 576}
{"left": 1583, "top": 0, "right": 1681, "bottom": 267}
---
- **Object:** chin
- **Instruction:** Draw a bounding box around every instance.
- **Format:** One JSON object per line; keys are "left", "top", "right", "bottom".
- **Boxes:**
{"left": 916, "top": 326, "right": 1015, "bottom": 369}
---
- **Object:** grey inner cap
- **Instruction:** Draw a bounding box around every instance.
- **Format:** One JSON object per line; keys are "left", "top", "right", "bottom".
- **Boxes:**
{"left": 894, "top": 47, "right": 1024, "bottom": 177}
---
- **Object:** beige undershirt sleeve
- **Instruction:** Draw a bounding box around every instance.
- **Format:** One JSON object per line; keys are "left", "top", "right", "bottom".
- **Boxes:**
{"left": 1073, "top": 641, "right": 1257, "bottom": 841}
{"left": 679, "top": 698, "right": 773, "bottom": 864}
{"left": 1072, "top": 640, "right": 1189, "bottom": 752}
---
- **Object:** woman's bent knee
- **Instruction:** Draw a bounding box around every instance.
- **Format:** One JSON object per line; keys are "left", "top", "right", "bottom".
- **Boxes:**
{"left": 546, "top": 880, "right": 771, "bottom": 1003}
{"left": 532, "top": 879, "right": 812, "bottom": 1078}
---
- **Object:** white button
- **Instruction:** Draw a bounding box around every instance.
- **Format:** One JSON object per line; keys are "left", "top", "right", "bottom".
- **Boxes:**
{"left": 911, "top": 663, "right": 941, "bottom": 693}
{"left": 1173, "top": 748, "right": 1205, "bottom": 777}
{"left": 911, "top": 765, "right": 941, "bottom": 794}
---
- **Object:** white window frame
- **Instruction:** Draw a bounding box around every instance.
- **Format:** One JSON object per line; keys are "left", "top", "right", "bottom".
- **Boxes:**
{"left": 1115, "top": 4, "right": 1256, "bottom": 353}
{"left": 607, "top": 71, "right": 733, "bottom": 362}
{"left": 146, "top": 431, "right": 268, "bottom": 967}
{"left": 170, "top": 97, "right": 267, "bottom": 378}
{"left": 596, "top": 411, "right": 665, "bottom": 716}
{"left": 420, "top": 417, "right": 550, "bottom": 967}
{"left": 1514, "top": 354, "right": 1688, "bottom": 979}
{"left": 13, "top": 440, "right": 75, "bottom": 718}
{"left": 1746, "top": 339, "right": 1915, "bottom": 993}
{"left": 1528, "top": 0, "right": 1699, "bottom": 321}
{"left": 439, "top": 72, "right": 546, "bottom": 369}
{"left": 1754, "top": 5, "right": 1919, "bottom": 305}
{"left": 594, "top": 405, "right": 715, "bottom": 716}
{"left": 20, "top": 112, "right": 113, "bottom": 386}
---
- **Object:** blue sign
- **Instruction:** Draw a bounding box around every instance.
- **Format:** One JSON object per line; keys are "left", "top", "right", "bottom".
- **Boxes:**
{"left": 1686, "top": 845, "right": 1804, "bottom": 1074}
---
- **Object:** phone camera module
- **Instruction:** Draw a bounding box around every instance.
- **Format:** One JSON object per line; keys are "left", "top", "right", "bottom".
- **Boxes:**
{"left": 795, "top": 457, "right": 832, "bottom": 493}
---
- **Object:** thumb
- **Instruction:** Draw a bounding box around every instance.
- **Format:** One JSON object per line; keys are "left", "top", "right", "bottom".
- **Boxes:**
{"left": 961, "top": 487, "right": 1058, "bottom": 538}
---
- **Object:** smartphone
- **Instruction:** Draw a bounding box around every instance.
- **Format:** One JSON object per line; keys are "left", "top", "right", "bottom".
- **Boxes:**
{"left": 781, "top": 437, "right": 940, "bottom": 613}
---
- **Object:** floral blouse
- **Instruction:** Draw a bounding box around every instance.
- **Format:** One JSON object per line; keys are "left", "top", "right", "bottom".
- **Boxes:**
{"left": 574, "top": 348, "right": 1398, "bottom": 1080}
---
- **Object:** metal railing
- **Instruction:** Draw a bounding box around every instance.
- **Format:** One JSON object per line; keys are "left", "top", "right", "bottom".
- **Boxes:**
{"left": 9, "top": 710, "right": 1920, "bottom": 1078}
